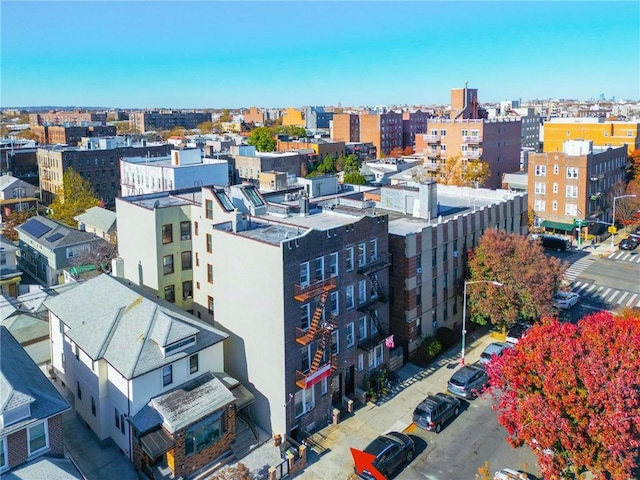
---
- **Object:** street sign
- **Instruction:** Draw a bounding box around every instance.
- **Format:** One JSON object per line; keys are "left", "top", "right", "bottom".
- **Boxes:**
{"left": 608, "top": 226, "right": 617, "bottom": 234}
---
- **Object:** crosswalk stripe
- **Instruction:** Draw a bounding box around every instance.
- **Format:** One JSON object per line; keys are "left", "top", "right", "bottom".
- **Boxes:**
{"left": 617, "top": 292, "right": 629, "bottom": 304}
{"left": 577, "top": 284, "right": 589, "bottom": 293}
{"left": 628, "top": 294, "right": 639, "bottom": 307}
{"left": 608, "top": 291, "right": 619, "bottom": 302}
{"left": 615, "top": 252, "right": 625, "bottom": 260}
{"left": 601, "top": 287, "right": 611, "bottom": 297}
{"left": 635, "top": 256, "right": 640, "bottom": 263}
{"left": 608, "top": 252, "right": 616, "bottom": 258}
{"left": 587, "top": 284, "right": 596, "bottom": 292}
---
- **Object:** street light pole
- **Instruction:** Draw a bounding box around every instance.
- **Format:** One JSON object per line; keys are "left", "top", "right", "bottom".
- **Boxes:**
{"left": 611, "top": 194, "right": 637, "bottom": 246}
{"left": 461, "top": 280, "right": 504, "bottom": 365}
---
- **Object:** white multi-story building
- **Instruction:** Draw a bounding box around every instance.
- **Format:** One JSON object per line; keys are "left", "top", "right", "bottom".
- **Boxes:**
{"left": 120, "top": 148, "right": 230, "bottom": 196}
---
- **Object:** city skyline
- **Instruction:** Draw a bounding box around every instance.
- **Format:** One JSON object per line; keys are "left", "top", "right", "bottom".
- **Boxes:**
{"left": 2, "top": 1, "right": 639, "bottom": 109}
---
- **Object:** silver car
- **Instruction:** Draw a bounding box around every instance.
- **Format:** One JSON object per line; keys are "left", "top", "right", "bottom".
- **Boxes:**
{"left": 447, "top": 365, "right": 489, "bottom": 399}
{"left": 479, "top": 342, "right": 514, "bottom": 365}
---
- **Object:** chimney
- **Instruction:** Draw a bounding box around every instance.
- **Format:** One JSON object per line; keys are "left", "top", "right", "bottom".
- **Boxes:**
{"left": 231, "top": 209, "right": 246, "bottom": 232}
{"left": 299, "top": 192, "right": 310, "bottom": 217}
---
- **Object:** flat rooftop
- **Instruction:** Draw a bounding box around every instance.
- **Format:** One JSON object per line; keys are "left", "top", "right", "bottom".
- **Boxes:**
{"left": 121, "top": 190, "right": 201, "bottom": 209}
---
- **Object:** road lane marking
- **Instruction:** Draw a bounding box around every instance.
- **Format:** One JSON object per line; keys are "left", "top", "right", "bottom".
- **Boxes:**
{"left": 608, "top": 291, "right": 619, "bottom": 302}
{"left": 617, "top": 292, "right": 629, "bottom": 304}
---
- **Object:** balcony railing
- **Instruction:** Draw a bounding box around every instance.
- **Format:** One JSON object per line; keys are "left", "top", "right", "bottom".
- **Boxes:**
{"left": 357, "top": 253, "right": 392, "bottom": 275}
{"left": 463, "top": 150, "right": 481, "bottom": 159}
{"left": 295, "top": 317, "right": 337, "bottom": 346}
{"left": 463, "top": 136, "right": 482, "bottom": 143}
{"left": 294, "top": 276, "right": 337, "bottom": 302}
{"left": 295, "top": 357, "right": 337, "bottom": 389}
{"left": 423, "top": 134, "right": 441, "bottom": 143}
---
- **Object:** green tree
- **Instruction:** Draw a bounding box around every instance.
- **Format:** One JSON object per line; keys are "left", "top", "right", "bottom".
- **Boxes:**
{"left": 462, "top": 160, "right": 491, "bottom": 187}
{"left": 48, "top": 168, "right": 100, "bottom": 227}
{"left": 343, "top": 154, "right": 361, "bottom": 175}
{"left": 197, "top": 121, "right": 214, "bottom": 134}
{"left": 2, "top": 208, "right": 37, "bottom": 241}
{"left": 247, "top": 127, "right": 276, "bottom": 152}
{"left": 467, "top": 229, "right": 566, "bottom": 330}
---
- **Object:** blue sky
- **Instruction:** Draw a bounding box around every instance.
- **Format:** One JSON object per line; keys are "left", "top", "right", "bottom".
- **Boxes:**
{"left": 2, "top": 1, "right": 638, "bottom": 108}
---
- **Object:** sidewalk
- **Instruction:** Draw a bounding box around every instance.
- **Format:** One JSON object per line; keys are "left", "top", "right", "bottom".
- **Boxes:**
{"left": 300, "top": 329, "right": 496, "bottom": 480}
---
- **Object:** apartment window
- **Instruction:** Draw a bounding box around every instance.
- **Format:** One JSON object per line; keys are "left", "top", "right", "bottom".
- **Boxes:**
{"left": 358, "top": 280, "right": 367, "bottom": 304}
{"left": 369, "top": 239, "right": 377, "bottom": 262}
{"left": 534, "top": 200, "right": 546, "bottom": 212}
{"left": 162, "top": 224, "right": 173, "bottom": 244}
{"left": 443, "top": 301, "right": 449, "bottom": 321}
{"left": 74, "top": 344, "right": 79, "bottom": 360}
{"left": 565, "top": 203, "right": 578, "bottom": 216}
{"left": 432, "top": 279, "right": 437, "bottom": 298}
{"left": 207, "top": 296, "right": 214, "bottom": 315}
{"left": 91, "top": 396, "right": 96, "bottom": 416}
{"left": 314, "top": 257, "right": 324, "bottom": 281}
{"left": 534, "top": 165, "right": 546, "bottom": 176}
{"left": 552, "top": 201, "right": 558, "bottom": 211}
{"left": 321, "top": 377, "right": 328, "bottom": 395}
{"left": 162, "top": 365, "right": 173, "bottom": 387}
{"left": 346, "top": 323, "right": 355, "bottom": 348}
{"left": 416, "top": 289, "right": 422, "bottom": 306}
{"left": 534, "top": 182, "right": 546, "bottom": 194}
{"left": 566, "top": 167, "right": 579, "bottom": 179}
{"left": 189, "top": 354, "right": 199, "bottom": 374}
{"left": 194, "top": 221, "right": 199, "bottom": 236}
{"left": 345, "top": 247, "right": 354, "bottom": 272}
{"left": 443, "top": 245, "right": 448, "bottom": 263}
{"left": 300, "top": 304, "right": 310, "bottom": 330}
{"left": 357, "top": 243, "right": 366, "bottom": 267}
{"left": 440, "top": 129, "right": 447, "bottom": 136}
{"left": 182, "top": 280, "right": 193, "bottom": 300}
{"left": 432, "top": 248, "right": 437, "bottom": 267}
{"left": 27, "top": 421, "right": 48, "bottom": 456}
{"left": 164, "top": 285, "right": 175, "bottom": 303}
{"left": 358, "top": 316, "right": 367, "bottom": 340}
{"left": 195, "top": 252, "right": 199, "bottom": 267}
{"left": 358, "top": 353, "right": 364, "bottom": 371}
{"left": 300, "top": 262, "right": 310, "bottom": 286}
{"left": 206, "top": 234, "right": 212, "bottom": 253}
{"left": 553, "top": 182, "right": 559, "bottom": 193}
{"left": 301, "top": 345, "right": 310, "bottom": 372}
{"left": 205, "top": 200, "right": 213, "bottom": 219}
{"left": 180, "top": 221, "right": 191, "bottom": 240}
{"left": 346, "top": 285, "right": 355, "bottom": 310}
{"left": 369, "top": 344, "right": 383, "bottom": 370}
{"left": 181, "top": 251, "right": 192, "bottom": 270}
{"left": 329, "top": 252, "right": 339, "bottom": 277}
{"left": 163, "top": 255, "right": 174, "bottom": 275}
{"left": 566, "top": 185, "right": 578, "bottom": 198}
{"left": 207, "top": 264, "right": 213, "bottom": 283}
{"left": 77, "top": 381, "right": 82, "bottom": 400}
{"left": 329, "top": 291, "right": 339, "bottom": 316}
{"left": 294, "top": 386, "right": 314, "bottom": 418}
{"left": 443, "top": 272, "right": 448, "bottom": 291}
{"left": 0, "top": 438, "right": 6, "bottom": 471}
{"left": 553, "top": 164, "right": 559, "bottom": 175}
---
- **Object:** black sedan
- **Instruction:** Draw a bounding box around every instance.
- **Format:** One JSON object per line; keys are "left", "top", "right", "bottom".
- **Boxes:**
{"left": 620, "top": 238, "right": 638, "bottom": 250}
{"left": 354, "top": 432, "right": 415, "bottom": 479}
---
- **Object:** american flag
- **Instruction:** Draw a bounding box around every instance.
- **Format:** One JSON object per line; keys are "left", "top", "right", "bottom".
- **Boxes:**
{"left": 385, "top": 335, "right": 394, "bottom": 349}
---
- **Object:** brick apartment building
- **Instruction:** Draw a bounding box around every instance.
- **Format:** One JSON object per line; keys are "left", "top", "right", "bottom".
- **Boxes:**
{"left": 37, "top": 136, "right": 171, "bottom": 206}
{"left": 402, "top": 110, "right": 431, "bottom": 152}
{"left": 332, "top": 111, "right": 405, "bottom": 157}
{"left": 129, "top": 111, "right": 212, "bottom": 133}
{"left": 32, "top": 124, "right": 116, "bottom": 146}
{"left": 29, "top": 111, "right": 107, "bottom": 127}
{"left": 528, "top": 139, "right": 628, "bottom": 233}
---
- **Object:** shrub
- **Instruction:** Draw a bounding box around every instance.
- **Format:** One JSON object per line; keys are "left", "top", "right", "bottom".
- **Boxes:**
{"left": 436, "top": 327, "right": 457, "bottom": 349}
{"left": 425, "top": 337, "right": 442, "bottom": 358}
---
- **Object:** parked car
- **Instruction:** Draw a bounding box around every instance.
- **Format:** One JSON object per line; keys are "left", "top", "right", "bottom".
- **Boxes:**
{"left": 505, "top": 322, "right": 532, "bottom": 344}
{"left": 354, "top": 432, "right": 415, "bottom": 479}
{"left": 479, "top": 342, "right": 514, "bottom": 365}
{"left": 540, "top": 235, "right": 569, "bottom": 252}
{"left": 619, "top": 238, "right": 638, "bottom": 250}
{"left": 553, "top": 291, "right": 580, "bottom": 309}
{"left": 494, "top": 468, "right": 529, "bottom": 480}
{"left": 447, "top": 364, "right": 490, "bottom": 399}
{"left": 412, "top": 392, "right": 461, "bottom": 433}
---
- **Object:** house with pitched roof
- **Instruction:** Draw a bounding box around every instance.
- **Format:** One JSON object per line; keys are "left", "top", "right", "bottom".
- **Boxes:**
{"left": 44, "top": 274, "right": 255, "bottom": 479}
{"left": 74, "top": 206, "right": 117, "bottom": 243}
{"left": 15, "top": 216, "right": 110, "bottom": 287}
{"left": 0, "top": 326, "right": 81, "bottom": 479}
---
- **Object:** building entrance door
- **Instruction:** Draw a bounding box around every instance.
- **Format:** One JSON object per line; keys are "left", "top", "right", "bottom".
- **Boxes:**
{"left": 345, "top": 365, "right": 355, "bottom": 397}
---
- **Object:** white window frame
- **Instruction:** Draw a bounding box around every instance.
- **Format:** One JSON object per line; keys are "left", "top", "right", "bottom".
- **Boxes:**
{"left": 566, "top": 185, "right": 578, "bottom": 198}
{"left": 369, "top": 344, "right": 384, "bottom": 370}
{"left": 566, "top": 167, "right": 579, "bottom": 179}
{"left": 345, "top": 247, "right": 354, "bottom": 272}
{"left": 552, "top": 201, "right": 558, "bottom": 211}
{"left": 346, "top": 322, "right": 355, "bottom": 348}
{"left": 358, "top": 353, "right": 364, "bottom": 371}
{"left": 565, "top": 203, "right": 578, "bottom": 216}
{"left": 300, "top": 304, "right": 310, "bottom": 330}
{"left": 534, "top": 165, "right": 546, "bottom": 177}
{"left": 329, "top": 252, "right": 339, "bottom": 277}
{"left": 300, "top": 262, "right": 310, "bottom": 287}
{"left": 314, "top": 257, "right": 324, "bottom": 282}
{"left": 329, "top": 291, "right": 339, "bottom": 316}
{"left": 534, "top": 200, "right": 545, "bottom": 212}
{"left": 320, "top": 377, "right": 328, "bottom": 395}
{"left": 553, "top": 182, "right": 558, "bottom": 193}
{"left": 294, "top": 385, "right": 315, "bottom": 418}
{"left": 553, "top": 164, "right": 559, "bottom": 175}
{"left": 358, "top": 280, "right": 367, "bottom": 305}
{"left": 357, "top": 243, "right": 366, "bottom": 267}
{"left": 358, "top": 316, "right": 367, "bottom": 340}
{"left": 27, "top": 420, "right": 49, "bottom": 457}
{"left": 162, "top": 365, "right": 173, "bottom": 387}
{"left": 0, "top": 437, "right": 7, "bottom": 472}
{"left": 346, "top": 285, "right": 355, "bottom": 310}
{"left": 369, "top": 239, "right": 378, "bottom": 262}
{"left": 534, "top": 182, "right": 546, "bottom": 194}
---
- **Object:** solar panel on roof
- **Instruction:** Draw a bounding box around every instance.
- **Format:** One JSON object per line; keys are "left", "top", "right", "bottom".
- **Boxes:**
{"left": 21, "top": 219, "right": 52, "bottom": 238}
{"left": 46, "top": 233, "right": 64, "bottom": 243}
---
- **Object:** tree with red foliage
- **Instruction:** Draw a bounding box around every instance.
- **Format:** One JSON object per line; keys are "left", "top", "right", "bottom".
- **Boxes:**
{"left": 467, "top": 229, "right": 566, "bottom": 330}
{"left": 486, "top": 311, "right": 640, "bottom": 480}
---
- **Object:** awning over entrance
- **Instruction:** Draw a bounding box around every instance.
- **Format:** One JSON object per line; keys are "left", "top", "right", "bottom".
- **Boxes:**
{"left": 140, "top": 428, "right": 175, "bottom": 459}
{"left": 541, "top": 220, "right": 574, "bottom": 232}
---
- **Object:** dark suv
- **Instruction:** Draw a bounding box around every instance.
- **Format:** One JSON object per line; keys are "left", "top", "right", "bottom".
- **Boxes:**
{"left": 354, "top": 432, "right": 415, "bottom": 479}
{"left": 412, "top": 392, "right": 461, "bottom": 433}
{"left": 447, "top": 364, "right": 490, "bottom": 399}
